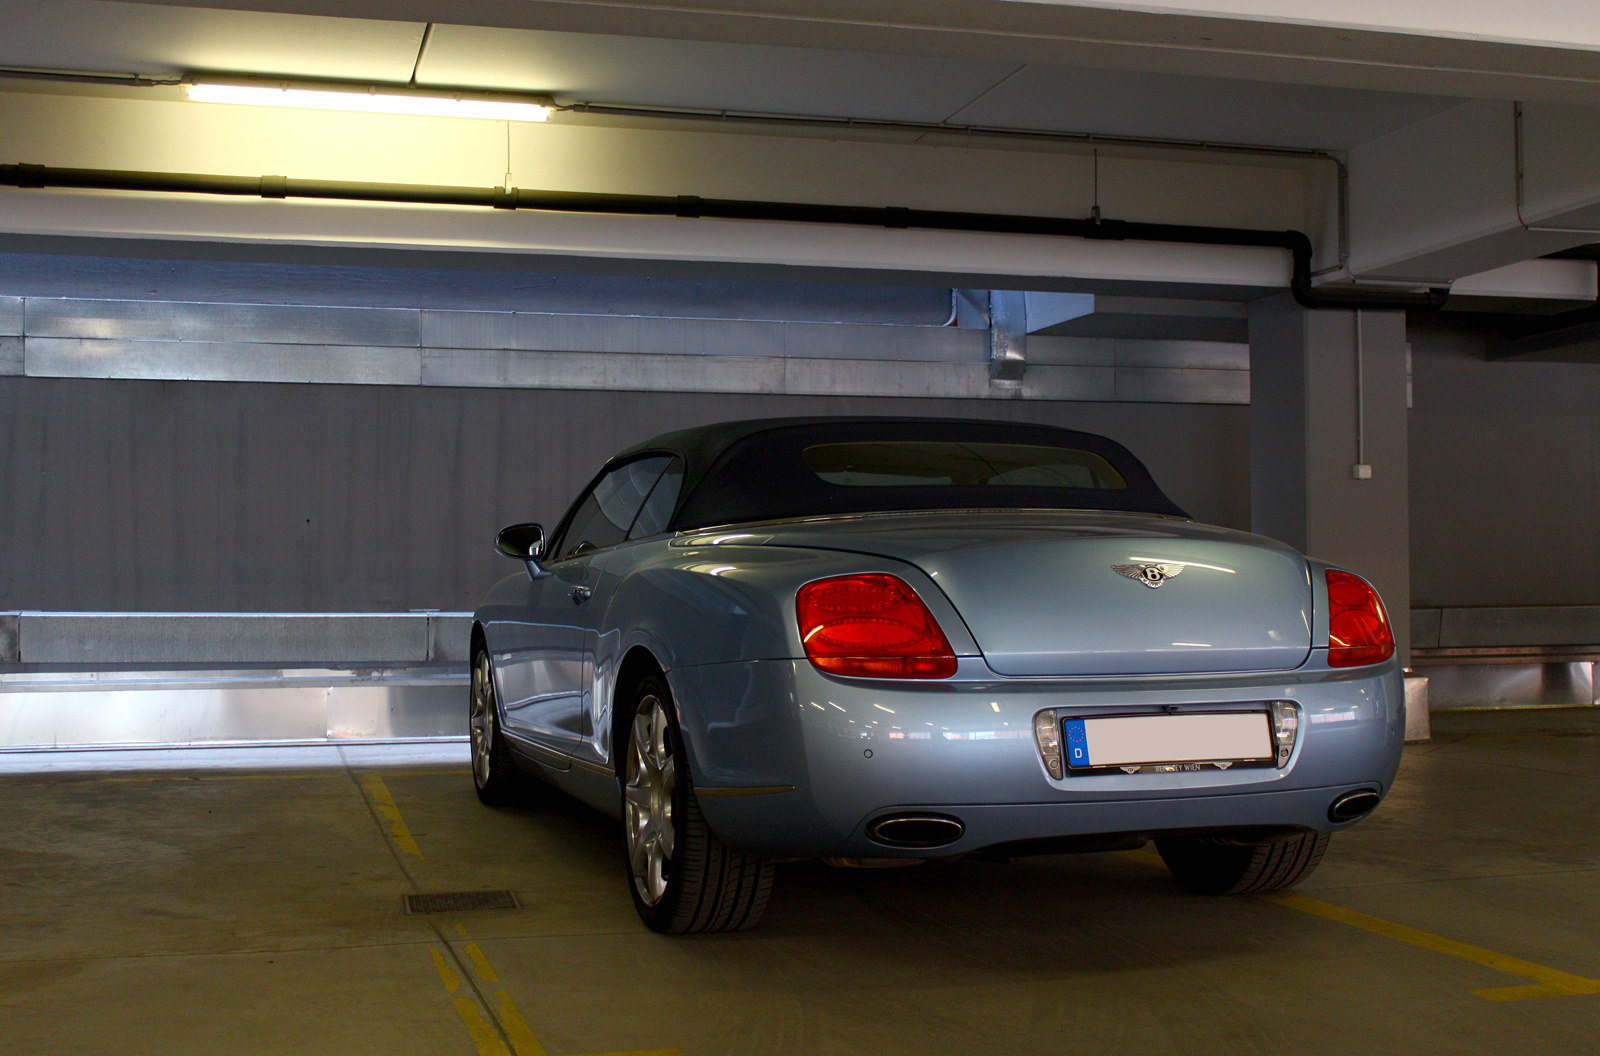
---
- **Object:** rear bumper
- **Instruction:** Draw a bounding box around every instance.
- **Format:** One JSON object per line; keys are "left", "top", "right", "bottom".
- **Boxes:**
{"left": 701, "top": 783, "right": 1382, "bottom": 859}
{"left": 671, "top": 658, "right": 1405, "bottom": 859}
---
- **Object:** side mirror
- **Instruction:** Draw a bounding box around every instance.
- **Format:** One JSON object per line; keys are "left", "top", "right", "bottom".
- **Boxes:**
{"left": 495, "top": 523, "right": 548, "bottom": 578}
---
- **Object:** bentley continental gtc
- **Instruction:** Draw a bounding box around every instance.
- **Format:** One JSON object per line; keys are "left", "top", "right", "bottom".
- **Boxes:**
{"left": 470, "top": 417, "right": 1403, "bottom": 933}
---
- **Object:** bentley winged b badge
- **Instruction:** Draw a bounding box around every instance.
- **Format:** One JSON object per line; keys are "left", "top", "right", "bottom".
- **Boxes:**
{"left": 1113, "top": 562, "right": 1187, "bottom": 589}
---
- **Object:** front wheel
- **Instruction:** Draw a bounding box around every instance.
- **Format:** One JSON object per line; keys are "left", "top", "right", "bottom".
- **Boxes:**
{"left": 470, "top": 646, "right": 523, "bottom": 806}
{"left": 622, "top": 675, "right": 773, "bottom": 933}
{"left": 1156, "top": 831, "right": 1330, "bottom": 894}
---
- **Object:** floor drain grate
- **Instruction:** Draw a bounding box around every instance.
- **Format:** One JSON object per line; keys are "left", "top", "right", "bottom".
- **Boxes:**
{"left": 404, "top": 890, "right": 521, "bottom": 914}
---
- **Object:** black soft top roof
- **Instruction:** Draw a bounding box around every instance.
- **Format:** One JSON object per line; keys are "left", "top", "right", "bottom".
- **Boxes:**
{"left": 611, "top": 417, "right": 1188, "bottom": 530}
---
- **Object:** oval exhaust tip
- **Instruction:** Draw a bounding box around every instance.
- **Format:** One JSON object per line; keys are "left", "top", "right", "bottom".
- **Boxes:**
{"left": 866, "top": 813, "right": 965, "bottom": 848}
{"left": 1329, "top": 790, "right": 1381, "bottom": 823}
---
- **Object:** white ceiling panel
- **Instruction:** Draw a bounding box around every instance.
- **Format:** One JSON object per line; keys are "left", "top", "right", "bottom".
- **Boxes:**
{"left": 0, "top": 0, "right": 423, "bottom": 81}
{"left": 948, "top": 64, "right": 1464, "bottom": 150}
{"left": 415, "top": 24, "right": 1463, "bottom": 149}
{"left": 418, "top": 25, "right": 1022, "bottom": 125}
{"left": 0, "top": 0, "right": 1468, "bottom": 151}
{"left": 1011, "top": 0, "right": 1600, "bottom": 51}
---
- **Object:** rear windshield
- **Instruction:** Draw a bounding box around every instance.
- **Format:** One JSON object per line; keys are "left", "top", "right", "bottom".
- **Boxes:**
{"left": 668, "top": 421, "right": 1186, "bottom": 529}
{"left": 804, "top": 442, "right": 1126, "bottom": 490}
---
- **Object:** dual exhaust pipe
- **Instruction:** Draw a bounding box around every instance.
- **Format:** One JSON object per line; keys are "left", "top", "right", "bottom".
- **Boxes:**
{"left": 1328, "top": 789, "right": 1381, "bottom": 823}
{"left": 866, "top": 813, "right": 965, "bottom": 848}
{"left": 867, "top": 792, "right": 1378, "bottom": 849}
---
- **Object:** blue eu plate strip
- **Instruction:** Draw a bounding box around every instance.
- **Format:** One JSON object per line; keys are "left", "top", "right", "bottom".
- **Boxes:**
{"left": 1062, "top": 718, "right": 1090, "bottom": 768}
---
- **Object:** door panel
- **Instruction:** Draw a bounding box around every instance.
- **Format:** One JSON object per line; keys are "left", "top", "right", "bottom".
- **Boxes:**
{"left": 496, "top": 455, "right": 676, "bottom": 756}
{"left": 490, "top": 558, "right": 598, "bottom": 756}
{"left": 576, "top": 462, "right": 686, "bottom": 765}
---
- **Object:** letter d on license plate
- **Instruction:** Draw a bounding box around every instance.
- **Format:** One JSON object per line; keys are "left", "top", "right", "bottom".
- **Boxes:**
{"left": 1063, "top": 718, "right": 1092, "bottom": 767}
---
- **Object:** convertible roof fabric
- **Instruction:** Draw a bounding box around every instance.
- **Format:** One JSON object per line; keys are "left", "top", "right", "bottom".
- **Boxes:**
{"left": 612, "top": 417, "right": 1189, "bottom": 530}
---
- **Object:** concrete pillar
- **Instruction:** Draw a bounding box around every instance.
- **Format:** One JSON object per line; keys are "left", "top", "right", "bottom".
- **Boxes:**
{"left": 1249, "top": 294, "right": 1411, "bottom": 663}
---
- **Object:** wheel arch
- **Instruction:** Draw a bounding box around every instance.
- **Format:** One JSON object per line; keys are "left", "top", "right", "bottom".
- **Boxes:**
{"left": 469, "top": 622, "right": 500, "bottom": 725}
{"left": 612, "top": 644, "right": 668, "bottom": 777}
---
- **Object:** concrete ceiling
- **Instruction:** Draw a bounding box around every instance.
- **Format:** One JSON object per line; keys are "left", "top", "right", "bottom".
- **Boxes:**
{"left": 418, "top": 24, "right": 1022, "bottom": 128}
{"left": 0, "top": 1, "right": 424, "bottom": 82}
{"left": 418, "top": 25, "right": 1462, "bottom": 150}
{"left": 3, "top": 0, "right": 1600, "bottom": 292}
{"left": 0, "top": 0, "right": 1469, "bottom": 150}
{"left": 939, "top": 64, "right": 1458, "bottom": 151}
{"left": 74, "top": 0, "right": 1600, "bottom": 103}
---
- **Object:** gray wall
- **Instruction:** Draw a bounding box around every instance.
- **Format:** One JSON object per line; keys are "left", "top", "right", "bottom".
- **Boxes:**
{"left": 1409, "top": 316, "right": 1600, "bottom": 608}
{"left": 1250, "top": 297, "right": 1411, "bottom": 660}
{"left": 0, "top": 376, "right": 1248, "bottom": 612}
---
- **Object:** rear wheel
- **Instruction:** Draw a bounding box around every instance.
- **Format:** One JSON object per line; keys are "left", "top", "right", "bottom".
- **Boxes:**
{"left": 622, "top": 675, "right": 773, "bottom": 933}
{"left": 470, "top": 645, "right": 522, "bottom": 806}
{"left": 1156, "top": 831, "right": 1330, "bottom": 894}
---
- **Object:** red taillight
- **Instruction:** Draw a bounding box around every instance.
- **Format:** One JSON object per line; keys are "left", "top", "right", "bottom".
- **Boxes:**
{"left": 1326, "top": 570, "right": 1394, "bottom": 667}
{"left": 796, "top": 574, "right": 958, "bottom": 679}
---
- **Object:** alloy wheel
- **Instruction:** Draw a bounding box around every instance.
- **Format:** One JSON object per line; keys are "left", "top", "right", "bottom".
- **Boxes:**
{"left": 470, "top": 651, "right": 495, "bottom": 788}
{"left": 623, "top": 693, "right": 676, "bottom": 906}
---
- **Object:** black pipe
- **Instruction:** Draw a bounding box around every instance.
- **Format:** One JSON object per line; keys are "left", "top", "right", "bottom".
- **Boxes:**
{"left": 0, "top": 66, "right": 182, "bottom": 88}
{"left": 0, "top": 163, "right": 1448, "bottom": 311}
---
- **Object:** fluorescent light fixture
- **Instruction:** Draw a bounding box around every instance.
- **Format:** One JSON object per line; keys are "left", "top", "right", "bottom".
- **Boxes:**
{"left": 183, "top": 79, "right": 552, "bottom": 122}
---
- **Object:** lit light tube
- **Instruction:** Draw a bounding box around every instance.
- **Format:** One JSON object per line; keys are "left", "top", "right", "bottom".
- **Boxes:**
{"left": 184, "top": 81, "right": 552, "bottom": 122}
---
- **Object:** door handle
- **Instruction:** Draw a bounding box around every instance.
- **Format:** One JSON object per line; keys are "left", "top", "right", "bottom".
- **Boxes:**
{"left": 568, "top": 585, "right": 593, "bottom": 604}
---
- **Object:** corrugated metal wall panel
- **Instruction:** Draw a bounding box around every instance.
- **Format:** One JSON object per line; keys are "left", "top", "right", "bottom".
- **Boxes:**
{"left": 0, "top": 375, "right": 1250, "bottom": 611}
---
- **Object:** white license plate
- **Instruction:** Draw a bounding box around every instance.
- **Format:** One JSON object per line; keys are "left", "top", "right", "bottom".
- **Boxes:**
{"left": 1062, "top": 712, "right": 1273, "bottom": 770}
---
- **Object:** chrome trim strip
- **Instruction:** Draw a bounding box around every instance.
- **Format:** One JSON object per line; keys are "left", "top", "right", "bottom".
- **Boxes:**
{"left": 500, "top": 730, "right": 572, "bottom": 772}
{"left": 571, "top": 756, "right": 614, "bottom": 777}
{"left": 500, "top": 730, "right": 615, "bottom": 777}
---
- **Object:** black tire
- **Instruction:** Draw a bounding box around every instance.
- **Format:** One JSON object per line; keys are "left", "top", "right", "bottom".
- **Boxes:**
{"left": 470, "top": 645, "right": 523, "bottom": 806}
{"left": 621, "top": 674, "right": 774, "bottom": 934}
{"left": 1156, "top": 831, "right": 1330, "bottom": 895}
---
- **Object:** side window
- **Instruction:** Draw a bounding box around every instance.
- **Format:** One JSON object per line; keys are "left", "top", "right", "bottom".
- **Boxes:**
{"left": 555, "top": 456, "right": 671, "bottom": 560}
{"left": 628, "top": 458, "right": 684, "bottom": 539}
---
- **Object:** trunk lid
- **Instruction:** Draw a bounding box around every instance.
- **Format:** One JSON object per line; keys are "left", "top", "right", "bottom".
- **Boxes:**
{"left": 758, "top": 511, "right": 1312, "bottom": 676}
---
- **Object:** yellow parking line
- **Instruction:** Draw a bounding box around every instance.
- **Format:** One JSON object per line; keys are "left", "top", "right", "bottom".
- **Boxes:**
{"left": 445, "top": 925, "right": 682, "bottom": 1056}
{"left": 1119, "top": 849, "right": 1599, "bottom": 1000}
{"left": 361, "top": 772, "right": 423, "bottom": 857}
{"left": 373, "top": 788, "right": 679, "bottom": 1051}
{"left": 456, "top": 931, "right": 549, "bottom": 1056}
{"left": 377, "top": 787, "right": 677, "bottom": 1053}
{"left": 493, "top": 989, "right": 551, "bottom": 1056}
{"left": 463, "top": 941, "right": 500, "bottom": 982}
{"left": 1265, "top": 892, "right": 1600, "bottom": 1001}
{"left": 431, "top": 946, "right": 513, "bottom": 1056}
{"left": 1120, "top": 848, "right": 1599, "bottom": 1001}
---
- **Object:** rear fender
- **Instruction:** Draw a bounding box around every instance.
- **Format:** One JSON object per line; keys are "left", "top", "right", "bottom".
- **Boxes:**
{"left": 599, "top": 543, "right": 977, "bottom": 669}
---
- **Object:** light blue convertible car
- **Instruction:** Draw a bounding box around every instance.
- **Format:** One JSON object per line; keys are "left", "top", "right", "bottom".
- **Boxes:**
{"left": 472, "top": 417, "right": 1403, "bottom": 933}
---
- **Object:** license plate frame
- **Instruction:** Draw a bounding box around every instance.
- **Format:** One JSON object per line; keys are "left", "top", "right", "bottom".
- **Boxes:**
{"left": 1062, "top": 710, "right": 1275, "bottom": 775}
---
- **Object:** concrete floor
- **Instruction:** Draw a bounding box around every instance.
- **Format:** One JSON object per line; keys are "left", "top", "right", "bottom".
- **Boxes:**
{"left": 3, "top": 708, "right": 1597, "bottom": 1056}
